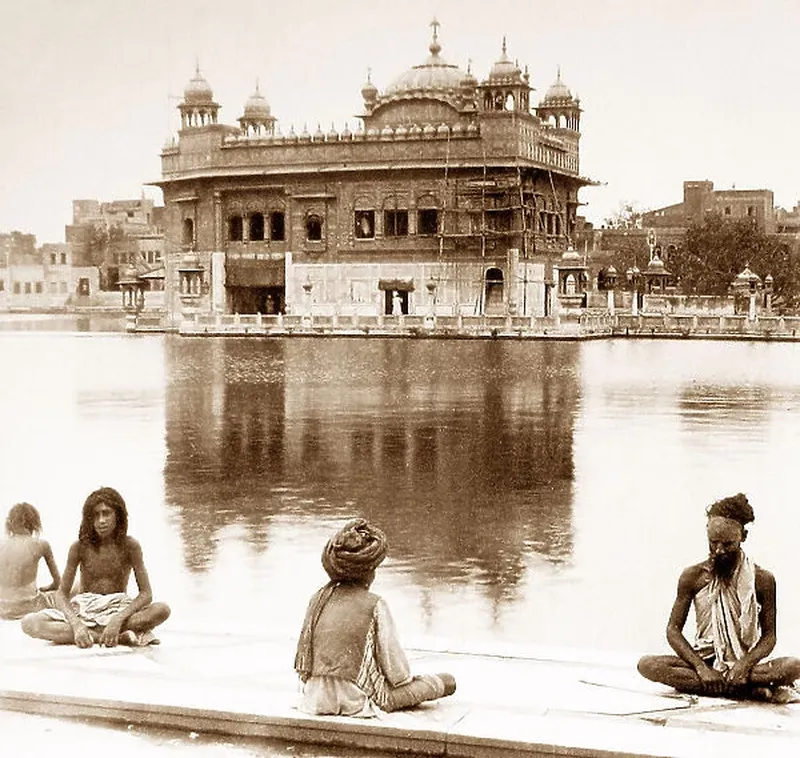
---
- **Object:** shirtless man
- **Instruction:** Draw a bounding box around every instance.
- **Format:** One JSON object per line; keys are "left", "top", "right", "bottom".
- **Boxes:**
{"left": 638, "top": 493, "right": 800, "bottom": 701}
{"left": 0, "top": 502, "right": 60, "bottom": 620}
{"left": 22, "top": 487, "right": 170, "bottom": 648}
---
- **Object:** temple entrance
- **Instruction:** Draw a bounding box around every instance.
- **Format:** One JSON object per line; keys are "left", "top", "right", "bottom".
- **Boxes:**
{"left": 384, "top": 289, "right": 409, "bottom": 316}
{"left": 378, "top": 279, "right": 413, "bottom": 315}
{"left": 484, "top": 267, "right": 504, "bottom": 315}
{"left": 228, "top": 286, "right": 285, "bottom": 314}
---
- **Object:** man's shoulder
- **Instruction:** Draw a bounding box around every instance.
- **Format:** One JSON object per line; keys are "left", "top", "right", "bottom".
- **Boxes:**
{"left": 121, "top": 535, "right": 141, "bottom": 551}
{"left": 678, "top": 561, "right": 711, "bottom": 590}
{"left": 754, "top": 563, "right": 776, "bottom": 587}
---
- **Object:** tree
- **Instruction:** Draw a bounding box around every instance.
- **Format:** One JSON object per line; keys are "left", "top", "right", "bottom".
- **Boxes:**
{"left": 85, "top": 222, "right": 127, "bottom": 290}
{"left": 671, "top": 214, "right": 800, "bottom": 311}
{"left": 603, "top": 200, "right": 647, "bottom": 230}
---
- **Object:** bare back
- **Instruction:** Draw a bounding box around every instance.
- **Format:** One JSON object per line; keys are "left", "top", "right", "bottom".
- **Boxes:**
{"left": 0, "top": 535, "right": 44, "bottom": 599}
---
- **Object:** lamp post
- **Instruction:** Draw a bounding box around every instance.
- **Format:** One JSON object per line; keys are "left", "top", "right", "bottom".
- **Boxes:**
{"left": 302, "top": 279, "right": 313, "bottom": 326}
{"left": 764, "top": 274, "right": 774, "bottom": 315}
{"left": 425, "top": 277, "right": 437, "bottom": 327}
{"left": 626, "top": 265, "right": 641, "bottom": 316}
{"left": 604, "top": 265, "right": 618, "bottom": 316}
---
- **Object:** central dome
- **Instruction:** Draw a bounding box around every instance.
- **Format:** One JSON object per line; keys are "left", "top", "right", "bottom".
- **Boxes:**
{"left": 384, "top": 23, "right": 468, "bottom": 98}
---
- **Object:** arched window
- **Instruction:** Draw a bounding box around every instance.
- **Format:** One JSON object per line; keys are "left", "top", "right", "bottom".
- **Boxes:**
{"left": 355, "top": 210, "right": 375, "bottom": 239}
{"left": 270, "top": 211, "right": 285, "bottom": 241}
{"left": 182, "top": 218, "right": 194, "bottom": 247}
{"left": 306, "top": 214, "right": 323, "bottom": 241}
{"left": 565, "top": 273, "right": 576, "bottom": 295}
{"left": 249, "top": 213, "right": 264, "bottom": 241}
{"left": 229, "top": 215, "right": 243, "bottom": 241}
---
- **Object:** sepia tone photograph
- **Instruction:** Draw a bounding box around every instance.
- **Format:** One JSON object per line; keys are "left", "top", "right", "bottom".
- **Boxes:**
{"left": 1, "top": 0, "right": 799, "bottom": 755}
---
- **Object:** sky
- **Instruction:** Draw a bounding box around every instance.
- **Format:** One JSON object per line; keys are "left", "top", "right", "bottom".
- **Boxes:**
{"left": 0, "top": 0, "right": 797, "bottom": 244}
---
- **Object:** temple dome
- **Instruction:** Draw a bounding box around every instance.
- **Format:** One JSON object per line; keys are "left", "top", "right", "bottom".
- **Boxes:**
{"left": 488, "top": 38, "right": 521, "bottom": 80}
{"left": 184, "top": 64, "right": 214, "bottom": 105}
{"left": 543, "top": 69, "right": 574, "bottom": 103}
{"left": 384, "top": 22, "right": 468, "bottom": 98}
{"left": 242, "top": 82, "right": 271, "bottom": 118}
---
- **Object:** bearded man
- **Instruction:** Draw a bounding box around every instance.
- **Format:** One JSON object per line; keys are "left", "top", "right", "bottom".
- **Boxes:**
{"left": 637, "top": 493, "right": 800, "bottom": 702}
{"left": 295, "top": 518, "right": 456, "bottom": 716}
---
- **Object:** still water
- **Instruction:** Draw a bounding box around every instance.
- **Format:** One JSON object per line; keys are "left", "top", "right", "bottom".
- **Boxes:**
{"left": 2, "top": 332, "right": 800, "bottom": 659}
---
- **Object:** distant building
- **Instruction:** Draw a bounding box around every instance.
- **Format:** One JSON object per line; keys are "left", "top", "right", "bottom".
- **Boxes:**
{"left": 0, "top": 234, "right": 98, "bottom": 311}
{"left": 644, "top": 180, "right": 775, "bottom": 234}
{"left": 776, "top": 202, "right": 800, "bottom": 236}
{"left": 156, "top": 23, "right": 592, "bottom": 324}
{"left": 66, "top": 198, "right": 165, "bottom": 291}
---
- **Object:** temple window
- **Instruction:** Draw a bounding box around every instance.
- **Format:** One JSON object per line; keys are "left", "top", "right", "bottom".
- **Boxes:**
{"left": 384, "top": 209, "right": 408, "bottom": 237}
{"left": 249, "top": 212, "right": 265, "bottom": 241}
{"left": 306, "top": 214, "right": 323, "bottom": 241}
{"left": 270, "top": 211, "right": 285, "bottom": 241}
{"left": 355, "top": 210, "right": 375, "bottom": 239}
{"left": 229, "top": 215, "right": 243, "bottom": 241}
{"left": 418, "top": 208, "right": 439, "bottom": 235}
{"left": 182, "top": 218, "right": 194, "bottom": 246}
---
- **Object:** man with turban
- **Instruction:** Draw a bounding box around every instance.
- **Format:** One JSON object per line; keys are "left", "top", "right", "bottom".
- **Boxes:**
{"left": 638, "top": 493, "right": 800, "bottom": 702}
{"left": 294, "top": 518, "right": 456, "bottom": 716}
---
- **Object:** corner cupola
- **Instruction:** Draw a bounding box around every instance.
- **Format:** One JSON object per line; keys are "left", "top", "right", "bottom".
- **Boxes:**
{"left": 478, "top": 37, "right": 531, "bottom": 113}
{"left": 536, "top": 67, "right": 581, "bottom": 131}
{"left": 179, "top": 62, "right": 220, "bottom": 129}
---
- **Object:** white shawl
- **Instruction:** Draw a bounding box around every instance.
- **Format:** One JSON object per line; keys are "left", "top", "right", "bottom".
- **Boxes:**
{"left": 694, "top": 552, "right": 761, "bottom": 672}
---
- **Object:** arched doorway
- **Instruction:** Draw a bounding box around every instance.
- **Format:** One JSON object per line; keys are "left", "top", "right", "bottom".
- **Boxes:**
{"left": 484, "top": 267, "right": 504, "bottom": 315}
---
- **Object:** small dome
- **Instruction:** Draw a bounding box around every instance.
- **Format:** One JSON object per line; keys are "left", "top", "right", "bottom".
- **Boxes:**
{"left": 543, "top": 68, "right": 574, "bottom": 103}
{"left": 361, "top": 70, "right": 378, "bottom": 102}
{"left": 488, "top": 38, "right": 521, "bottom": 81}
{"left": 184, "top": 63, "right": 214, "bottom": 105}
{"left": 384, "top": 21, "right": 468, "bottom": 98}
{"left": 242, "top": 82, "right": 271, "bottom": 119}
{"left": 460, "top": 61, "right": 478, "bottom": 89}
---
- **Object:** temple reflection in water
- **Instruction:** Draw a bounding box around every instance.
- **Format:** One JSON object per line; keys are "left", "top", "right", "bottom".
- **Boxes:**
{"left": 163, "top": 338, "right": 579, "bottom": 607}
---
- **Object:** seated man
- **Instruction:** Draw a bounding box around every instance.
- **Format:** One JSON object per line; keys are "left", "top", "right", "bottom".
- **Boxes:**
{"left": 295, "top": 518, "right": 456, "bottom": 716}
{"left": 638, "top": 493, "right": 800, "bottom": 702}
{"left": 22, "top": 487, "right": 170, "bottom": 648}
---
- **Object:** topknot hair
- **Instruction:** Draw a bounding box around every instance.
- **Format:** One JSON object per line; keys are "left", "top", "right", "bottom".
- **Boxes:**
{"left": 706, "top": 493, "right": 754, "bottom": 526}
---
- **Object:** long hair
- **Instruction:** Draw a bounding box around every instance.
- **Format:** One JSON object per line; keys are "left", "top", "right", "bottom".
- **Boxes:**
{"left": 78, "top": 487, "right": 128, "bottom": 546}
{"left": 5, "top": 502, "right": 42, "bottom": 536}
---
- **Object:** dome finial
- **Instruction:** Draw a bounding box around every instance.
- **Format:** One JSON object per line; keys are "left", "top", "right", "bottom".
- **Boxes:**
{"left": 502, "top": 36, "right": 507, "bottom": 57}
{"left": 557, "top": 64, "right": 562, "bottom": 82}
{"left": 429, "top": 17, "right": 441, "bottom": 56}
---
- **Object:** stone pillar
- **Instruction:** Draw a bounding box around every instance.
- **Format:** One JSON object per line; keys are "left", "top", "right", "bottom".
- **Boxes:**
{"left": 211, "top": 251, "right": 225, "bottom": 313}
{"left": 213, "top": 192, "right": 222, "bottom": 251}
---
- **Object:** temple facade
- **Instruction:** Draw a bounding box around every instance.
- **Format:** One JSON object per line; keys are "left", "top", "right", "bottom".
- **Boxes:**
{"left": 156, "top": 23, "right": 592, "bottom": 324}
